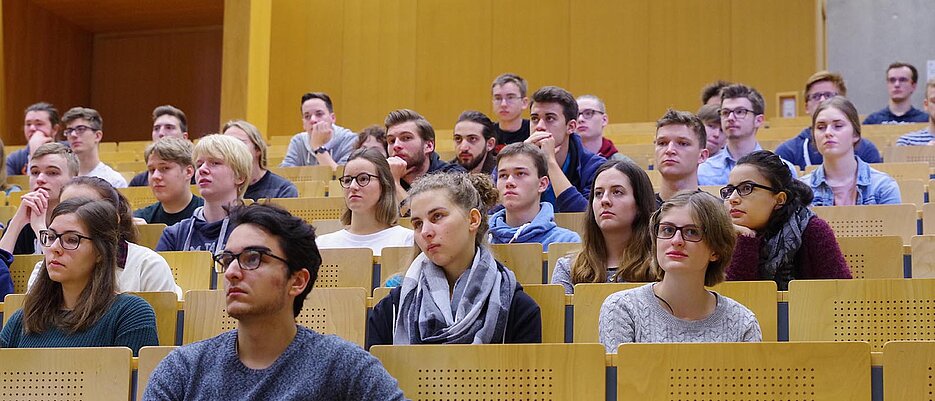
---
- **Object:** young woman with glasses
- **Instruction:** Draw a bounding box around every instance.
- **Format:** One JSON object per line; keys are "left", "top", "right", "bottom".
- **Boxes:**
{"left": 0, "top": 199, "right": 159, "bottom": 355}
{"left": 315, "top": 148, "right": 413, "bottom": 258}
{"left": 551, "top": 160, "right": 657, "bottom": 294}
{"left": 722, "top": 150, "right": 850, "bottom": 290}
{"left": 799, "top": 96, "right": 900, "bottom": 205}
{"left": 598, "top": 190, "right": 761, "bottom": 353}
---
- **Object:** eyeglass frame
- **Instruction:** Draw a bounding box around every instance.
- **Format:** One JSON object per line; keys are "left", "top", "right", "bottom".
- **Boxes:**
{"left": 38, "top": 229, "right": 93, "bottom": 251}
{"left": 491, "top": 95, "right": 522, "bottom": 105}
{"left": 213, "top": 248, "right": 291, "bottom": 274}
{"left": 337, "top": 172, "right": 380, "bottom": 189}
{"left": 717, "top": 108, "right": 756, "bottom": 119}
{"left": 719, "top": 180, "right": 780, "bottom": 200}
{"left": 63, "top": 125, "right": 99, "bottom": 138}
{"left": 654, "top": 223, "right": 704, "bottom": 242}
{"left": 806, "top": 91, "right": 839, "bottom": 102}
{"left": 578, "top": 109, "right": 605, "bottom": 119}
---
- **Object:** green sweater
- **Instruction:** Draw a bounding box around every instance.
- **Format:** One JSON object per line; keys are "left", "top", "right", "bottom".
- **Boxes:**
{"left": 0, "top": 294, "right": 158, "bottom": 355}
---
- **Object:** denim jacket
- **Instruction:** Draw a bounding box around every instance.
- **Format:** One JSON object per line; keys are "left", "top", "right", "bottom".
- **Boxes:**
{"left": 800, "top": 157, "right": 901, "bottom": 206}
{"left": 697, "top": 143, "right": 797, "bottom": 186}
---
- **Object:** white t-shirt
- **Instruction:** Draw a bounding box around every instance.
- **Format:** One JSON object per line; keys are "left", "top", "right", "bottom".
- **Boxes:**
{"left": 28, "top": 242, "right": 183, "bottom": 299}
{"left": 315, "top": 225, "right": 413, "bottom": 256}
{"left": 88, "top": 162, "right": 128, "bottom": 188}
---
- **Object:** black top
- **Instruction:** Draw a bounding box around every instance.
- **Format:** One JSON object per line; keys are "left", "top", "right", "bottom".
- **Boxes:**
{"left": 400, "top": 152, "right": 466, "bottom": 191}
{"left": 133, "top": 195, "right": 205, "bottom": 226}
{"left": 129, "top": 171, "right": 197, "bottom": 187}
{"left": 12, "top": 223, "right": 37, "bottom": 255}
{"left": 244, "top": 171, "right": 299, "bottom": 200}
{"left": 494, "top": 119, "right": 531, "bottom": 150}
{"left": 366, "top": 283, "right": 542, "bottom": 349}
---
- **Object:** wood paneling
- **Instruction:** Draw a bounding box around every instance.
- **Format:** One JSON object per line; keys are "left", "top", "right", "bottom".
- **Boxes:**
{"left": 91, "top": 27, "right": 222, "bottom": 142}
{"left": 2, "top": 1, "right": 93, "bottom": 146}
{"left": 30, "top": 0, "right": 223, "bottom": 33}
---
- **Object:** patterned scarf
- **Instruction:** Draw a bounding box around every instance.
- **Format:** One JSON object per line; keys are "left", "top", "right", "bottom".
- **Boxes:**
{"left": 393, "top": 246, "right": 516, "bottom": 345}
{"left": 760, "top": 205, "right": 815, "bottom": 290}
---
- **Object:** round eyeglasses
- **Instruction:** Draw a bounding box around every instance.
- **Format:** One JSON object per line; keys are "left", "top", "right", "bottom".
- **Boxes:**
{"left": 38, "top": 229, "right": 92, "bottom": 250}
{"left": 338, "top": 173, "right": 379, "bottom": 189}
{"left": 213, "top": 249, "right": 290, "bottom": 273}
{"left": 719, "top": 181, "right": 780, "bottom": 200}
{"left": 655, "top": 223, "right": 704, "bottom": 242}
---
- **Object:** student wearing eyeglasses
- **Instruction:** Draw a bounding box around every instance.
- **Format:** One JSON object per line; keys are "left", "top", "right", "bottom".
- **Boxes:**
{"left": 145, "top": 204, "right": 404, "bottom": 400}
{"left": 722, "top": 150, "right": 851, "bottom": 290}
{"left": 800, "top": 97, "right": 900, "bottom": 206}
{"left": 315, "top": 148, "right": 413, "bottom": 259}
{"left": 775, "top": 71, "right": 882, "bottom": 169}
{"left": 863, "top": 62, "right": 929, "bottom": 125}
{"left": 576, "top": 95, "right": 628, "bottom": 161}
{"left": 0, "top": 199, "right": 158, "bottom": 355}
{"left": 598, "top": 190, "right": 761, "bottom": 353}
{"left": 61, "top": 107, "right": 127, "bottom": 188}
{"left": 223, "top": 120, "right": 298, "bottom": 200}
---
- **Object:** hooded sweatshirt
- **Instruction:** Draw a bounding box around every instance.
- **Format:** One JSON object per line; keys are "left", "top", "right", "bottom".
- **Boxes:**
{"left": 488, "top": 202, "right": 580, "bottom": 250}
{"left": 156, "top": 206, "right": 235, "bottom": 253}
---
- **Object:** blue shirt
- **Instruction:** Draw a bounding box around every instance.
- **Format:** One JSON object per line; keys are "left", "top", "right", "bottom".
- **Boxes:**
{"left": 895, "top": 128, "right": 933, "bottom": 146}
{"left": 697, "top": 143, "right": 797, "bottom": 186}
{"left": 863, "top": 106, "right": 929, "bottom": 125}
{"left": 774, "top": 127, "right": 883, "bottom": 169}
{"left": 799, "top": 157, "right": 901, "bottom": 206}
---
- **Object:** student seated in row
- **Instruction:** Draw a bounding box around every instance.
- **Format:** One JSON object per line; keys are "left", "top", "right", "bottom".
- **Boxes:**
{"left": 489, "top": 143, "right": 580, "bottom": 250}
{"left": 223, "top": 120, "right": 298, "bottom": 200}
{"left": 28, "top": 177, "right": 182, "bottom": 298}
{"left": 724, "top": 150, "right": 851, "bottom": 290}
{"left": 316, "top": 148, "right": 413, "bottom": 257}
{"left": 599, "top": 191, "right": 762, "bottom": 353}
{"left": 1, "top": 199, "right": 159, "bottom": 355}
{"left": 134, "top": 137, "right": 204, "bottom": 226}
{"left": 157, "top": 134, "right": 252, "bottom": 253}
{"left": 800, "top": 97, "right": 900, "bottom": 205}
{"left": 367, "top": 172, "right": 541, "bottom": 347}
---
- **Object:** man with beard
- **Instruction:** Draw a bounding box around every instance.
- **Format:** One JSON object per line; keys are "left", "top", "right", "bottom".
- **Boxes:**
{"left": 385, "top": 109, "right": 464, "bottom": 204}
{"left": 451, "top": 110, "right": 497, "bottom": 174}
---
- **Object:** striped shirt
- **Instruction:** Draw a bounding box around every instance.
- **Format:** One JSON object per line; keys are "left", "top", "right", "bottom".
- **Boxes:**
{"left": 896, "top": 128, "right": 934, "bottom": 146}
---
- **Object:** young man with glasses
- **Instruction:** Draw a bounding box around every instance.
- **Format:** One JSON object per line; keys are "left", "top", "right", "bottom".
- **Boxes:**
{"left": 144, "top": 203, "right": 405, "bottom": 400}
{"left": 525, "top": 86, "right": 606, "bottom": 212}
{"left": 775, "top": 71, "right": 882, "bottom": 169}
{"left": 491, "top": 73, "right": 531, "bottom": 151}
{"left": 451, "top": 110, "right": 498, "bottom": 174}
{"left": 0, "top": 143, "right": 79, "bottom": 255}
{"left": 697, "top": 84, "right": 796, "bottom": 186}
{"left": 576, "top": 95, "right": 628, "bottom": 161}
{"left": 62, "top": 107, "right": 127, "bottom": 188}
{"left": 864, "top": 62, "right": 929, "bottom": 125}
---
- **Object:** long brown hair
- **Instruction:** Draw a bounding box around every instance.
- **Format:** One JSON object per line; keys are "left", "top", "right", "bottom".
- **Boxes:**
{"left": 340, "top": 148, "right": 398, "bottom": 226}
{"left": 62, "top": 176, "right": 138, "bottom": 244}
{"left": 23, "top": 199, "right": 120, "bottom": 334}
{"left": 570, "top": 160, "right": 657, "bottom": 284}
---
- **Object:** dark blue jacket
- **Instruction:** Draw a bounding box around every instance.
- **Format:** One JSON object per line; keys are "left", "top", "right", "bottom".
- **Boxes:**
{"left": 554, "top": 134, "right": 606, "bottom": 212}
{"left": 774, "top": 127, "right": 883, "bottom": 170}
{"left": 862, "top": 106, "right": 929, "bottom": 125}
{"left": 0, "top": 249, "right": 16, "bottom": 300}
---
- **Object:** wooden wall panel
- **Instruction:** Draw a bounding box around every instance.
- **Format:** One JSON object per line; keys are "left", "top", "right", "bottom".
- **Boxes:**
{"left": 414, "top": 0, "right": 492, "bottom": 129}
{"left": 2, "top": 1, "right": 92, "bottom": 146}
{"left": 91, "top": 28, "right": 222, "bottom": 141}
{"left": 491, "top": 0, "right": 571, "bottom": 98}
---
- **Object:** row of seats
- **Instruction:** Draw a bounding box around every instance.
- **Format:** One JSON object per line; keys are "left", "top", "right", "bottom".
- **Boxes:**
{"left": 3, "top": 277, "right": 933, "bottom": 350}
{"left": 1, "top": 332, "right": 931, "bottom": 399}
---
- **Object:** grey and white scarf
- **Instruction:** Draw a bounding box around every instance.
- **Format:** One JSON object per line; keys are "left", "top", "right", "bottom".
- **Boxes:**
{"left": 760, "top": 205, "right": 815, "bottom": 290}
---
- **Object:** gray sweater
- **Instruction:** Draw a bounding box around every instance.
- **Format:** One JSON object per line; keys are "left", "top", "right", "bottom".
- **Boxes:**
{"left": 280, "top": 124, "right": 357, "bottom": 167}
{"left": 598, "top": 283, "right": 761, "bottom": 353}
{"left": 143, "top": 326, "right": 405, "bottom": 400}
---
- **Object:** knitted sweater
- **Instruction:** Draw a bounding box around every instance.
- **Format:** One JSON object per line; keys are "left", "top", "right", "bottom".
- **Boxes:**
{"left": 143, "top": 326, "right": 405, "bottom": 401}
{"left": 598, "top": 283, "right": 762, "bottom": 353}
{"left": 725, "top": 217, "right": 851, "bottom": 290}
{"left": 0, "top": 294, "right": 158, "bottom": 356}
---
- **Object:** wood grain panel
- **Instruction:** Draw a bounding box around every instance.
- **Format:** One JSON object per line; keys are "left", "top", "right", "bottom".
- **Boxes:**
{"left": 30, "top": 0, "right": 223, "bottom": 33}
{"left": 490, "top": 0, "right": 571, "bottom": 99}
{"left": 91, "top": 28, "right": 222, "bottom": 141}
{"left": 2, "top": 1, "right": 92, "bottom": 146}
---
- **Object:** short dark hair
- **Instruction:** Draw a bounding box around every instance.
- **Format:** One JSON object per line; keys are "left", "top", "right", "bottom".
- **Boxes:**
{"left": 152, "top": 105, "right": 188, "bottom": 133}
{"left": 656, "top": 109, "right": 706, "bottom": 147}
{"left": 356, "top": 125, "right": 387, "bottom": 150}
{"left": 229, "top": 203, "right": 321, "bottom": 317}
{"left": 887, "top": 62, "right": 919, "bottom": 84}
{"left": 62, "top": 107, "right": 103, "bottom": 130}
{"left": 300, "top": 92, "right": 334, "bottom": 113}
{"left": 456, "top": 110, "right": 495, "bottom": 140}
{"left": 497, "top": 142, "right": 548, "bottom": 178}
{"left": 701, "top": 80, "right": 731, "bottom": 104}
{"left": 385, "top": 109, "right": 435, "bottom": 142}
{"left": 531, "top": 86, "right": 578, "bottom": 124}
{"left": 719, "top": 84, "right": 765, "bottom": 116}
{"left": 26, "top": 102, "right": 61, "bottom": 127}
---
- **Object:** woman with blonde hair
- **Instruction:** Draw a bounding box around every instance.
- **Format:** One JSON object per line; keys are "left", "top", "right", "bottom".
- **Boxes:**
{"left": 551, "top": 160, "right": 657, "bottom": 294}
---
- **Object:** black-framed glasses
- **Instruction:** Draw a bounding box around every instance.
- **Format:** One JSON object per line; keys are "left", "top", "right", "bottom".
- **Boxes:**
{"left": 63, "top": 125, "right": 98, "bottom": 137}
{"left": 38, "top": 229, "right": 92, "bottom": 250}
{"left": 718, "top": 108, "right": 755, "bottom": 119}
{"left": 492, "top": 95, "right": 521, "bottom": 104}
{"left": 655, "top": 223, "right": 704, "bottom": 242}
{"left": 719, "top": 181, "right": 780, "bottom": 200}
{"left": 807, "top": 91, "right": 838, "bottom": 102}
{"left": 338, "top": 173, "right": 379, "bottom": 188}
{"left": 213, "top": 249, "right": 290, "bottom": 273}
{"left": 578, "top": 109, "right": 605, "bottom": 119}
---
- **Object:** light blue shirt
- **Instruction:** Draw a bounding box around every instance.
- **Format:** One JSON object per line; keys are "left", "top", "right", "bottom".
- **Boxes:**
{"left": 697, "top": 143, "right": 797, "bottom": 186}
{"left": 799, "top": 157, "right": 901, "bottom": 206}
